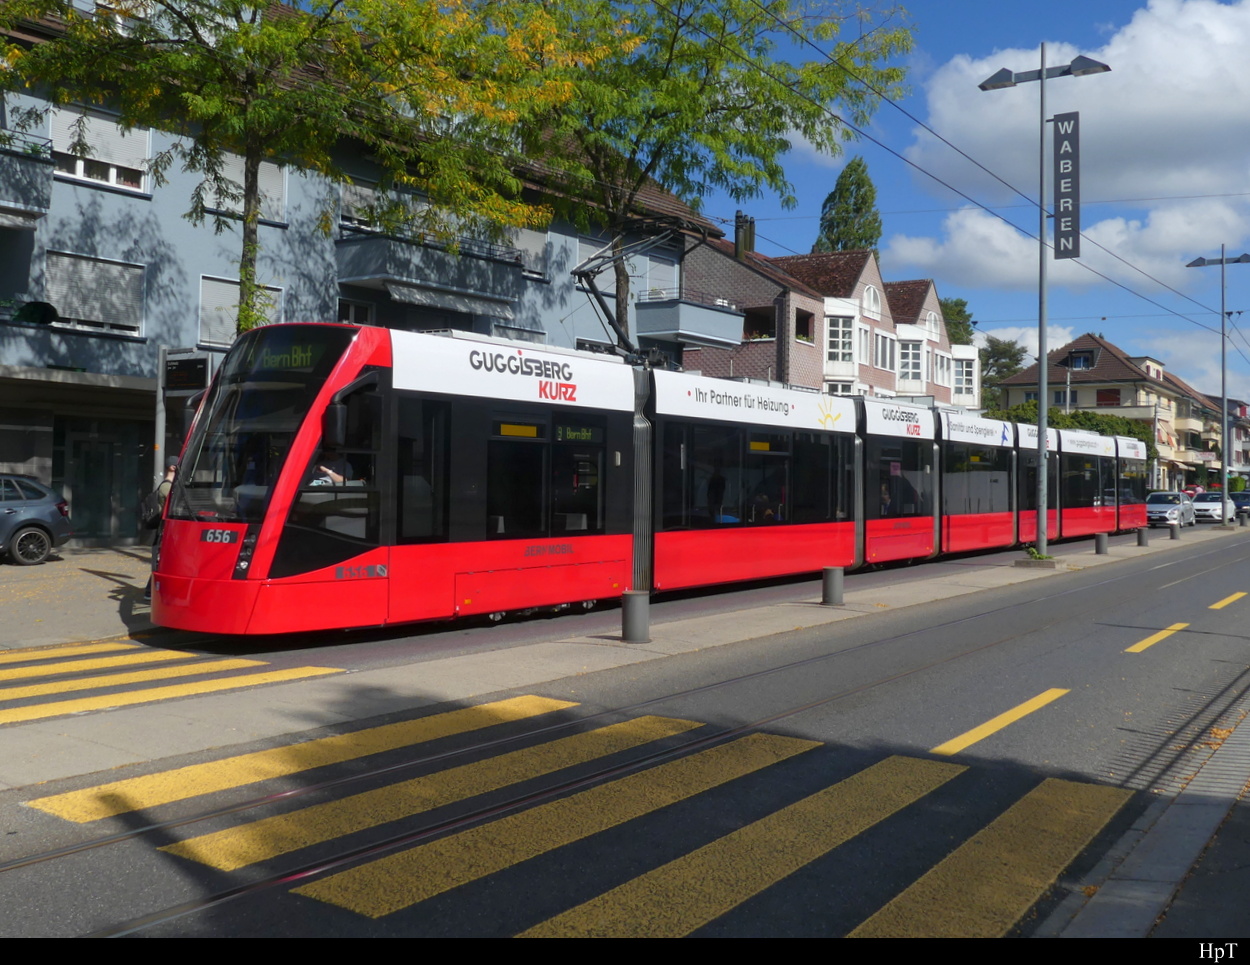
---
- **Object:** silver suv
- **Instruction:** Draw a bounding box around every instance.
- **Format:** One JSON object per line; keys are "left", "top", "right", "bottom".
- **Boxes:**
{"left": 0, "top": 474, "right": 72, "bottom": 565}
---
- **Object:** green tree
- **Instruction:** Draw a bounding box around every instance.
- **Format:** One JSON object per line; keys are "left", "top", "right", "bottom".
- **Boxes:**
{"left": 986, "top": 400, "right": 1158, "bottom": 460}
{"left": 979, "top": 335, "right": 1028, "bottom": 409}
{"left": 1, "top": 0, "right": 591, "bottom": 334}
{"left": 811, "top": 155, "right": 881, "bottom": 255}
{"left": 939, "top": 296, "right": 975, "bottom": 345}
{"left": 528, "top": 0, "right": 912, "bottom": 343}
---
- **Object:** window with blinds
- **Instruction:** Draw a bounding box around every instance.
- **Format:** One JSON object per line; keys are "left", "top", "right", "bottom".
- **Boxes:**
{"left": 211, "top": 153, "right": 286, "bottom": 222}
{"left": 340, "top": 180, "right": 378, "bottom": 229}
{"left": 45, "top": 251, "right": 144, "bottom": 334}
{"left": 199, "top": 277, "right": 282, "bottom": 347}
{"left": 511, "top": 227, "right": 549, "bottom": 278}
{"left": 51, "top": 109, "right": 149, "bottom": 192}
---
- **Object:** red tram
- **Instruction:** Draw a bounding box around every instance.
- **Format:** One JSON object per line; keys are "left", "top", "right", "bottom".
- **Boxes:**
{"left": 153, "top": 324, "right": 1150, "bottom": 635}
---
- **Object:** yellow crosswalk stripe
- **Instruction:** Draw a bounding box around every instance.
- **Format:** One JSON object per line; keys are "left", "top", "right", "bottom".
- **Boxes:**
{"left": 293, "top": 732, "right": 820, "bottom": 918}
{"left": 0, "top": 666, "right": 343, "bottom": 727}
{"left": 0, "top": 649, "right": 192, "bottom": 682}
{"left": 29, "top": 694, "right": 576, "bottom": 823}
{"left": 0, "top": 642, "right": 138, "bottom": 665}
{"left": 0, "top": 658, "right": 266, "bottom": 701}
{"left": 519, "top": 755, "right": 966, "bottom": 938}
{"left": 848, "top": 777, "right": 1132, "bottom": 937}
{"left": 162, "top": 715, "right": 702, "bottom": 871}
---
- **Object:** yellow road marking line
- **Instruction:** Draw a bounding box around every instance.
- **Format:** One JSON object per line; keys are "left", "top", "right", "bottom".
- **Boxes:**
{"left": 1210, "top": 592, "right": 1246, "bottom": 610}
{"left": 0, "top": 649, "right": 192, "bottom": 683}
{"left": 0, "top": 642, "right": 138, "bottom": 665}
{"left": 0, "top": 666, "right": 342, "bottom": 727}
{"left": 293, "top": 732, "right": 821, "bottom": 918}
{"left": 0, "top": 659, "right": 267, "bottom": 701}
{"left": 848, "top": 778, "right": 1132, "bottom": 937}
{"left": 930, "top": 689, "right": 1069, "bottom": 756}
{"left": 28, "top": 695, "right": 576, "bottom": 823}
{"left": 162, "top": 715, "right": 702, "bottom": 871}
{"left": 1125, "top": 623, "right": 1188, "bottom": 653}
{"left": 519, "top": 755, "right": 965, "bottom": 938}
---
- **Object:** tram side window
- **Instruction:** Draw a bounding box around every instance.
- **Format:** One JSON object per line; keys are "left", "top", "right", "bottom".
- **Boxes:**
{"left": 397, "top": 397, "right": 449, "bottom": 542}
{"left": 942, "top": 443, "right": 1012, "bottom": 515}
{"left": 1119, "top": 461, "right": 1147, "bottom": 503}
{"left": 743, "top": 431, "right": 789, "bottom": 523}
{"left": 487, "top": 420, "right": 547, "bottom": 539}
{"left": 791, "top": 432, "right": 853, "bottom": 523}
{"left": 867, "top": 439, "right": 933, "bottom": 518}
{"left": 1062, "top": 453, "right": 1108, "bottom": 509}
{"left": 278, "top": 388, "right": 380, "bottom": 574}
{"left": 289, "top": 447, "right": 378, "bottom": 543}
{"left": 693, "top": 425, "right": 742, "bottom": 525}
{"left": 551, "top": 418, "right": 606, "bottom": 535}
{"left": 1018, "top": 451, "right": 1059, "bottom": 511}
{"left": 659, "top": 422, "right": 742, "bottom": 528}
{"left": 660, "top": 423, "right": 690, "bottom": 529}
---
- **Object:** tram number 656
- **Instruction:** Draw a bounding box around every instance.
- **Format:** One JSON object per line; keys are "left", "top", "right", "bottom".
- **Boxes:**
{"left": 200, "top": 529, "right": 240, "bottom": 544}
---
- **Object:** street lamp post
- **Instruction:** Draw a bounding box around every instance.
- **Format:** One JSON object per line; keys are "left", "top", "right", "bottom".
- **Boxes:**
{"left": 980, "top": 45, "right": 1110, "bottom": 556}
{"left": 1186, "top": 248, "right": 1250, "bottom": 516}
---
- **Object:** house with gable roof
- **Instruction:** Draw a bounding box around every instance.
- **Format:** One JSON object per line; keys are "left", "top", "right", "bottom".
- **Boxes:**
{"left": 998, "top": 332, "right": 1228, "bottom": 489}
{"left": 664, "top": 220, "right": 980, "bottom": 406}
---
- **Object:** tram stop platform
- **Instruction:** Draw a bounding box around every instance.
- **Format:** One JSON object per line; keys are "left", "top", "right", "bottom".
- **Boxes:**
{"left": 1, "top": 524, "right": 1249, "bottom": 938}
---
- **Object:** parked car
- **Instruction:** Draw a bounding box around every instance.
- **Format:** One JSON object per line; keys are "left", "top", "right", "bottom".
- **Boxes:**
{"left": 1230, "top": 492, "right": 1250, "bottom": 517}
{"left": 1145, "top": 491, "right": 1196, "bottom": 528}
{"left": 1192, "top": 491, "right": 1236, "bottom": 523}
{"left": 0, "top": 473, "right": 72, "bottom": 565}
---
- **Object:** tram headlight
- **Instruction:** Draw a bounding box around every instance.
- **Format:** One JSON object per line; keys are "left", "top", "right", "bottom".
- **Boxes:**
{"left": 232, "top": 527, "right": 259, "bottom": 579}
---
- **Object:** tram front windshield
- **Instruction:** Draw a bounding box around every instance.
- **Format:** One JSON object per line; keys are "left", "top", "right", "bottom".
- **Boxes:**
{"left": 169, "top": 326, "right": 356, "bottom": 523}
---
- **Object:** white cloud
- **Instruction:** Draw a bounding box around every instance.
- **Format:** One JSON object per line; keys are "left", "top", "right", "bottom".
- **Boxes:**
{"left": 885, "top": 198, "right": 1247, "bottom": 290}
{"left": 888, "top": 0, "right": 1250, "bottom": 292}
{"left": 1135, "top": 329, "right": 1250, "bottom": 400}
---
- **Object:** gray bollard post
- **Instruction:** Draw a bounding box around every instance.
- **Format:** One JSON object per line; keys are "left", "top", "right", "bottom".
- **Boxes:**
{"left": 1094, "top": 533, "right": 1109, "bottom": 554}
{"left": 1137, "top": 528, "right": 1149, "bottom": 547}
{"left": 621, "top": 590, "right": 650, "bottom": 643}
{"left": 1241, "top": 513, "right": 1248, "bottom": 528}
{"left": 821, "top": 566, "right": 844, "bottom": 606}
{"left": 1171, "top": 522, "right": 1182, "bottom": 540}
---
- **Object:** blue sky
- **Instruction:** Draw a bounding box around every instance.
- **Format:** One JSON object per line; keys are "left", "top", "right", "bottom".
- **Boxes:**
{"left": 700, "top": 0, "right": 1250, "bottom": 402}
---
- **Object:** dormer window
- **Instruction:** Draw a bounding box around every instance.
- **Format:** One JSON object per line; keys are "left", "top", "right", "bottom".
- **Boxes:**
{"left": 862, "top": 285, "right": 881, "bottom": 318}
{"left": 1069, "top": 352, "right": 1093, "bottom": 370}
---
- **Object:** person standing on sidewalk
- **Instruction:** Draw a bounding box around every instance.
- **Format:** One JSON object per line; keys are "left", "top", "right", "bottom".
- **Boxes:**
{"left": 143, "top": 456, "right": 179, "bottom": 603}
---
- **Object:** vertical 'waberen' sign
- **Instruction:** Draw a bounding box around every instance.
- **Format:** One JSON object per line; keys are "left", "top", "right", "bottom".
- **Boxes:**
{"left": 1053, "top": 111, "right": 1080, "bottom": 260}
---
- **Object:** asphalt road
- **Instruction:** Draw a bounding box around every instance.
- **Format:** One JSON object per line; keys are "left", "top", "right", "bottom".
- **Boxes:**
{"left": 1, "top": 533, "right": 1248, "bottom": 936}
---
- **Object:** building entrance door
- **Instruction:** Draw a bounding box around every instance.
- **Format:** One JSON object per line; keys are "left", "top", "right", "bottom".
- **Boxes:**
{"left": 64, "top": 420, "right": 146, "bottom": 544}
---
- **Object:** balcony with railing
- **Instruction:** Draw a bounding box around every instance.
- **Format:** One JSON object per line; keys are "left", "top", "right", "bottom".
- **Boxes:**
{"left": 335, "top": 227, "right": 526, "bottom": 311}
{"left": 0, "top": 130, "right": 53, "bottom": 224}
{"left": 634, "top": 288, "right": 744, "bottom": 348}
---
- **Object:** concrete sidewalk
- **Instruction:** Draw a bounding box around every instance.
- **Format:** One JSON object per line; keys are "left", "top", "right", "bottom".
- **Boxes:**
{"left": 0, "top": 544, "right": 155, "bottom": 649}
{"left": 1, "top": 525, "right": 1249, "bottom": 937}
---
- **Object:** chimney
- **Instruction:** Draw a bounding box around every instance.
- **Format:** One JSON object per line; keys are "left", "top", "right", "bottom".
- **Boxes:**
{"left": 734, "top": 210, "right": 755, "bottom": 260}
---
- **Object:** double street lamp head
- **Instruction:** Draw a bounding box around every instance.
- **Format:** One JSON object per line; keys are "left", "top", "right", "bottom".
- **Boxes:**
{"left": 978, "top": 54, "right": 1111, "bottom": 90}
